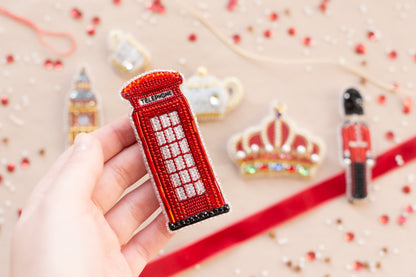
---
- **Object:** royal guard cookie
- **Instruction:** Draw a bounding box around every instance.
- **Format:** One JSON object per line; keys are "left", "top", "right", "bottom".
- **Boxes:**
{"left": 182, "top": 66, "right": 243, "bottom": 120}
{"left": 108, "top": 30, "right": 151, "bottom": 76}
{"left": 121, "top": 70, "right": 230, "bottom": 231}
{"left": 228, "top": 103, "right": 324, "bottom": 177}
{"left": 67, "top": 68, "right": 101, "bottom": 145}
{"left": 340, "top": 88, "right": 374, "bottom": 202}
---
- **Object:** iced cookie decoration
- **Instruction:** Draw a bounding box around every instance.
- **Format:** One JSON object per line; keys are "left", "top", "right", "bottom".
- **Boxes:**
{"left": 228, "top": 103, "right": 324, "bottom": 177}
{"left": 183, "top": 66, "right": 243, "bottom": 120}
{"left": 340, "top": 88, "right": 374, "bottom": 202}
{"left": 121, "top": 70, "right": 230, "bottom": 231}
{"left": 67, "top": 68, "right": 101, "bottom": 145}
{"left": 108, "top": 30, "right": 151, "bottom": 75}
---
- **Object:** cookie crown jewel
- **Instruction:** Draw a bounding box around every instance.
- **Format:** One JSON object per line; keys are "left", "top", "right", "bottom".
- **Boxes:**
{"left": 228, "top": 103, "right": 324, "bottom": 177}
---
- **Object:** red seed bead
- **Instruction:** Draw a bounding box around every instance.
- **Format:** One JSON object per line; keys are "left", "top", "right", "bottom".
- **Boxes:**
{"left": 385, "top": 131, "right": 394, "bottom": 141}
{"left": 70, "top": 8, "right": 82, "bottom": 19}
{"left": 54, "top": 60, "right": 63, "bottom": 71}
{"left": 1, "top": 95, "right": 9, "bottom": 106}
{"left": 264, "top": 29, "right": 273, "bottom": 38}
{"left": 377, "top": 95, "right": 386, "bottom": 105}
{"left": 21, "top": 158, "right": 30, "bottom": 169}
{"left": 367, "top": 31, "right": 377, "bottom": 41}
{"left": 402, "top": 185, "right": 411, "bottom": 194}
{"left": 288, "top": 27, "right": 297, "bottom": 36}
{"left": 397, "top": 215, "right": 406, "bottom": 225}
{"left": 92, "top": 16, "right": 101, "bottom": 25}
{"left": 188, "top": 33, "right": 197, "bottom": 42}
{"left": 344, "top": 232, "right": 355, "bottom": 242}
{"left": 7, "top": 162, "right": 15, "bottom": 172}
{"left": 355, "top": 44, "right": 367, "bottom": 54}
{"left": 303, "top": 37, "right": 312, "bottom": 46}
{"left": 6, "top": 55, "right": 14, "bottom": 64}
{"left": 388, "top": 50, "right": 397, "bottom": 60}
{"left": 113, "top": 0, "right": 121, "bottom": 5}
{"left": 379, "top": 215, "right": 389, "bottom": 225}
{"left": 44, "top": 59, "right": 54, "bottom": 70}
{"left": 402, "top": 97, "right": 412, "bottom": 114}
{"left": 232, "top": 34, "right": 241, "bottom": 44}
{"left": 269, "top": 12, "right": 278, "bottom": 21}
{"left": 353, "top": 261, "right": 363, "bottom": 271}
{"left": 86, "top": 25, "right": 95, "bottom": 36}
{"left": 306, "top": 251, "right": 316, "bottom": 261}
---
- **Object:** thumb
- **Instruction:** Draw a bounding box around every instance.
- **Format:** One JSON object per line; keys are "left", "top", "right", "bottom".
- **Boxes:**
{"left": 49, "top": 133, "right": 104, "bottom": 203}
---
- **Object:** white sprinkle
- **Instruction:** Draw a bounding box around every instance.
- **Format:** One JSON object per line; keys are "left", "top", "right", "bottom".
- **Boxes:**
{"left": 9, "top": 114, "right": 24, "bottom": 126}
{"left": 282, "top": 256, "right": 289, "bottom": 263}
{"left": 5, "top": 200, "right": 12, "bottom": 207}
{"left": 392, "top": 248, "right": 399, "bottom": 255}
{"left": 234, "top": 268, "right": 241, "bottom": 275}
{"left": 178, "top": 57, "right": 187, "bottom": 65}
{"left": 261, "top": 270, "right": 269, "bottom": 276}
{"left": 408, "top": 174, "right": 415, "bottom": 183}
{"left": 277, "top": 237, "right": 289, "bottom": 245}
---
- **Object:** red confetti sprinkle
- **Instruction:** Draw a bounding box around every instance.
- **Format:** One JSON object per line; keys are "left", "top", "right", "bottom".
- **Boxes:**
{"left": 397, "top": 215, "right": 406, "bottom": 225}
{"left": 92, "top": 16, "right": 101, "bottom": 25}
{"left": 377, "top": 95, "right": 386, "bottom": 105}
{"left": 264, "top": 29, "right": 273, "bottom": 38}
{"left": 227, "top": 0, "right": 238, "bottom": 11}
{"left": 0, "top": 174, "right": 3, "bottom": 184}
{"left": 367, "top": 31, "right": 377, "bottom": 41}
{"left": 402, "top": 97, "right": 413, "bottom": 114}
{"left": 303, "top": 37, "right": 312, "bottom": 46}
{"left": 188, "top": 33, "right": 197, "bottom": 42}
{"left": 86, "top": 25, "right": 95, "bottom": 36}
{"left": 306, "top": 251, "right": 316, "bottom": 261}
{"left": 393, "top": 82, "right": 400, "bottom": 90}
{"left": 353, "top": 261, "right": 363, "bottom": 271}
{"left": 269, "top": 12, "right": 278, "bottom": 21}
{"left": 70, "top": 8, "right": 82, "bottom": 19}
{"left": 288, "top": 27, "right": 297, "bottom": 36}
{"left": 7, "top": 162, "right": 15, "bottom": 172}
{"left": 113, "top": 0, "right": 121, "bottom": 5}
{"left": 54, "top": 60, "right": 63, "bottom": 71}
{"left": 232, "top": 34, "right": 241, "bottom": 44}
{"left": 402, "top": 185, "right": 411, "bottom": 194}
{"left": 6, "top": 55, "right": 14, "bottom": 64}
{"left": 319, "top": 3, "right": 327, "bottom": 12}
{"left": 344, "top": 232, "right": 355, "bottom": 242}
{"left": 355, "top": 44, "right": 367, "bottom": 54}
{"left": 388, "top": 50, "right": 397, "bottom": 60}
{"left": 379, "top": 215, "right": 389, "bottom": 225}
{"left": 405, "top": 205, "right": 414, "bottom": 213}
{"left": 385, "top": 131, "right": 394, "bottom": 141}
{"left": 146, "top": 0, "right": 165, "bottom": 14}
{"left": 18, "top": 208, "right": 23, "bottom": 217}
{"left": 121, "top": 243, "right": 126, "bottom": 248}
{"left": 44, "top": 59, "right": 54, "bottom": 70}
{"left": 413, "top": 54, "right": 416, "bottom": 63}
{"left": 1, "top": 95, "right": 9, "bottom": 106}
{"left": 21, "top": 158, "right": 30, "bottom": 169}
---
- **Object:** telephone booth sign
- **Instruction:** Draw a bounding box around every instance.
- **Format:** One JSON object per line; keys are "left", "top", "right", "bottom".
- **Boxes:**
{"left": 121, "top": 71, "right": 229, "bottom": 231}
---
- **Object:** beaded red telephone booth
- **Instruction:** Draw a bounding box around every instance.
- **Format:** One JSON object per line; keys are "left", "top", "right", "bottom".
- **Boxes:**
{"left": 121, "top": 71, "right": 229, "bottom": 231}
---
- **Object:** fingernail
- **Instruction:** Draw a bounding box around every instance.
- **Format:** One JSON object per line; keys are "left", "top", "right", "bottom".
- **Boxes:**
{"left": 73, "top": 133, "right": 92, "bottom": 152}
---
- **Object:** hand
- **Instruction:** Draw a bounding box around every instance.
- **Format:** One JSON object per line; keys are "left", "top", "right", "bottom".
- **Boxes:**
{"left": 11, "top": 116, "right": 173, "bottom": 277}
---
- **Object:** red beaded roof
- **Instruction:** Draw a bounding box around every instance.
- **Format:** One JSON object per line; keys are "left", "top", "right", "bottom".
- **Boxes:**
{"left": 121, "top": 71, "right": 183, "bottom": 99}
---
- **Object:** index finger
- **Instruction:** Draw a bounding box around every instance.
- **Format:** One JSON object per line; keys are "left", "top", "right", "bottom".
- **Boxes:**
{"left": 91, "top": 115, "right": 137, "bottom": 162}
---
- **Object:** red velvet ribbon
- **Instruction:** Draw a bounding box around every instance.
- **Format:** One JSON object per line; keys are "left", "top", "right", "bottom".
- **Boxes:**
{"left": 140, "top": 135, "right": 416, "bottom": 277}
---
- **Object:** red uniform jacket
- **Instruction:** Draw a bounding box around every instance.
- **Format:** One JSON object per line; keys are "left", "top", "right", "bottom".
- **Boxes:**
{"left": 341, "top": 121, "right": 372, "bottom": 163}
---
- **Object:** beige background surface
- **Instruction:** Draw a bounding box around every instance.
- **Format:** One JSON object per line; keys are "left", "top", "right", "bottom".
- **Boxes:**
{"left": 1, "top": 0, "right": 416, "bottom": 276}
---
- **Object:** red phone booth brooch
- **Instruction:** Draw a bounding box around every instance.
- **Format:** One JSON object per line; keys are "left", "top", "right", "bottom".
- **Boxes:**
{"left": 340, "top": 88, "right": 374, "bottom": 202}
{"left": 121, "top": 70, "right": 229, "bottom": 231}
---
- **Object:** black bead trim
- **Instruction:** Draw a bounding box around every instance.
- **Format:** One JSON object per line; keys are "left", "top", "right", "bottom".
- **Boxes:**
{"left": 168, "top": 204, "right": 230, "bottom": 231}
